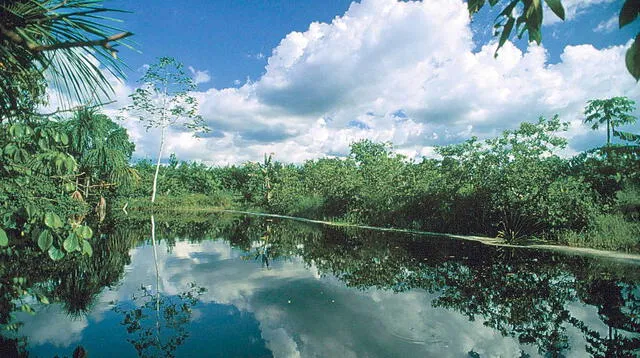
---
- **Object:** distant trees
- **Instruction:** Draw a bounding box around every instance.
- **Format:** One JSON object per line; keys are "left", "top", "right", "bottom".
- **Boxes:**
{"left": 584, "top": 97, "right": 638, "bottom": 146}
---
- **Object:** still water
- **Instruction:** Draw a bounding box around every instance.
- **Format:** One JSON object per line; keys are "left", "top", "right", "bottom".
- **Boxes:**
{"left": 2, "top": 213, "right": 640, "bottom": 357}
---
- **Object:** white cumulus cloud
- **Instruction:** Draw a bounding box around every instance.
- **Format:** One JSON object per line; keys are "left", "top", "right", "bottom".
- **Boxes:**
{"left": 122, "top": 0, "right": 638, "bottom": 165}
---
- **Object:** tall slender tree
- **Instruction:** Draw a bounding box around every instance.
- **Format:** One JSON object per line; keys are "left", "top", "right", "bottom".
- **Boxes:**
{"left": 125, "top": 57, "right": 207, "bottom": 203}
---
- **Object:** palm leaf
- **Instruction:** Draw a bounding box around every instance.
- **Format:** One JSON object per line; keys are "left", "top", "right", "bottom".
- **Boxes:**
{"left": 0, "top": 0, "right": 133, "bottom": 120}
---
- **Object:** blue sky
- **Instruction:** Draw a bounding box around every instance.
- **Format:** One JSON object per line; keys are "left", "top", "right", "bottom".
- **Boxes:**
{"left": 117, "top": 0, "right": 355, "bottom": 88}
{"left": 104, "top": 0, "right": 640, "bottom": 164}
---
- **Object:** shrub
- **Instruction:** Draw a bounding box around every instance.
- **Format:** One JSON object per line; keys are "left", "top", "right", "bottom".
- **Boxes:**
{"left": 561, "top": 214, "right": 640, "bottom": 252}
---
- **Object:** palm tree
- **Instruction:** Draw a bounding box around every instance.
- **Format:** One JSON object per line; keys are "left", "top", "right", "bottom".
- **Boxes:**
{"left": 584, "top": 97, "right": 638, "bottom": 146}
{"left": 66, "top": 107, "right": 138, "bottom": 199}
{"left": 0, "top": 0, "right": 132, "bottom": 121}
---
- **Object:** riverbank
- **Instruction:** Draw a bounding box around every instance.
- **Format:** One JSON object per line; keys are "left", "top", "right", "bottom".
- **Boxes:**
{"left": 119, "top": 205, "right": 640, "bottom": 264}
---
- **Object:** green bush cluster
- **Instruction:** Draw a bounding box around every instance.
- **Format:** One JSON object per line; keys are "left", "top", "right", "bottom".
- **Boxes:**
{"left": 192, "top": 116, "right": 636, "bottom": 250}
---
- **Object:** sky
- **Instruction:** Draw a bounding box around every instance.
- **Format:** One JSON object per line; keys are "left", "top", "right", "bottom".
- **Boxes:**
{"left": 95, "top": 0, "right": 640, "bottom": 164}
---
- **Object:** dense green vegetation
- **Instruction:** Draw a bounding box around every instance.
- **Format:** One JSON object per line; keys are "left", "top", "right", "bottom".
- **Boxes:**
{"left": 1, "top": 1, "right": 638, "bottom": 356}
{"left": 122, "top": 112, "right": 639, "bottom": 252}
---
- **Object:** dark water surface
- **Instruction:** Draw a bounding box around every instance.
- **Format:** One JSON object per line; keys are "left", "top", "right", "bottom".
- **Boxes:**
{"left": 2, "top": 213, "right": 639, "bottom": 357}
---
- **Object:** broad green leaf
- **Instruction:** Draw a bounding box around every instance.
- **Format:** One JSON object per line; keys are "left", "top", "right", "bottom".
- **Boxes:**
{"left": 63, "top": 234, "right": 80, "bottom": 252}
{"left": 82, "top": 240, "right": 93, "bottom": 257}
{"left": 620, "top": 0, "right": 640, "bottom": 28}
{"left": 48, "top": 246, "right": 65, "bottom": 261}
{"left": 626, "top": 35, "right": 640, "bottom": 81}
{"left": 44, "top": 212, "right": 64, "bottom": 229}
{"left": 0, "top": 228, "right": 8, "bottom": 247}
{"left": 37, "top": 230, "right": 53, "bottom": 251}
{"left": 39, "top": 295, "right": 50, "bottom": 305}
{"left": 3, "top": 144, "right": 17, "bottom": 156}
{"left": 545, "top": 0, "right": 565, "bottom": 20}
{"left": 76, "top": 225, "right": 93, "bottom": 239}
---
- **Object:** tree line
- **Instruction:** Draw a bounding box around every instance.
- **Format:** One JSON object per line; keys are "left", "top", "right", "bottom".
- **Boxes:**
{"left": 119, "top": 102, "right": 640, "bottom": 252}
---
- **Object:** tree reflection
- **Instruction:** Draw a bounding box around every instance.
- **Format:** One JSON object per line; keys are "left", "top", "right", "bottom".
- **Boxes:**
{"left": 1, "top": 213, "right": 639, "bottom": 357}
{"left": 235, "top": 219, "right": 640, "bottom": 357}
{"left": 113, "top": 283, "right": 206, "bottom": 358}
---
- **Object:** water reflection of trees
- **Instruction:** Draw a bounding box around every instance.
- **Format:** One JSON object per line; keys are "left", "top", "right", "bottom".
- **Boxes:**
{"left": 214, "top": 217, "right": 640, "bottom": 357}
{"left": 2, "top": 214, "right": 639, "bottom": 357}
{"left": 0, "top": 221, "right": 136, "bottom": 324}
{"left": 139, "top": 214, "right": 640, "bottom": 356}
{"left": 113, "top": 283, "right": 206, "bottom": 358}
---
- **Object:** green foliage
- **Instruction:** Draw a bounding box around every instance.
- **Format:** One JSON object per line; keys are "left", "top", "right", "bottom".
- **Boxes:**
{"left": 562, "top": 214, "right": 640, "bottom": 252}
{"left": 65, "top": 108, "right": 138, "bottom": 198}
{"left": 0, "top": 228, "right": 7, "bottom": 247}
{"left": 0, "top": 0, "right": 132, "bottom": 119}
{"left": 470, "top": 0, "right": 564, "bottom": 56}
{"left": 570, "top": 145, "right": 640, "bottom": 201}
{"left": 472, "top": 0, "right": 640, "bottom": 80}
{"left": 124, "top": 57, "right": 207, "bottom": 203}
{"left": 584, "top": 97, "right": 638, "bottom": 146}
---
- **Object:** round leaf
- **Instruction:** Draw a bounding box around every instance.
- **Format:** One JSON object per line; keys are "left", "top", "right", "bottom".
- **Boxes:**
{"left": 63, "top": 234, "right": 80, "bottom": 252}
{"left": 37, "top": 230, "right": 53, "bottom": 251}
{"left": 82, "top": 240, "right": 93, "bottom": 257}
{"left": 44, "top": 212, "right": 64, "bottom": 229}
{"left": 76, "top": 225, "right": 93, "bottom": 239}
{"left": 48, "top": 246, "right": 65, "bottom": 261}
{"left": 0, "top": 228, "right": 8, "bottom": 247}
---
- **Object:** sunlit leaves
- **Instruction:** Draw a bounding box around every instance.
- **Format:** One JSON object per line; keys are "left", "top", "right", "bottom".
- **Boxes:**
{"left": 81, "top": 239, "right": 93, "bottom": 256}
{"left": 48, "top": 246, "right": 65, "bottom": 261}
{"left": 76, "top": 225, "right": 93, "bottom": 239}
{"left": 0, "top": 228, "right": 8, "bottom": 246}
{"left": 63, "top": 233, "right": 80, "bottom": 252}
{"left": 37, "top": 230, "right": 53, "bottom": 251}
{"left": 44, "top": 212, "right": 64, "bottom": 229}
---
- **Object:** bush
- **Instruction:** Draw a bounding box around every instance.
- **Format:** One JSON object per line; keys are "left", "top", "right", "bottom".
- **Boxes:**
{"left": 561, "top": 214, "right": 640, "bottom": 252}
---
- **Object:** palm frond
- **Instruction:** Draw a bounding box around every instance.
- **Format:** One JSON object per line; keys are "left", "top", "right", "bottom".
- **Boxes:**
{"left": 0, "top": 0, "right": 133, "bottom": 120}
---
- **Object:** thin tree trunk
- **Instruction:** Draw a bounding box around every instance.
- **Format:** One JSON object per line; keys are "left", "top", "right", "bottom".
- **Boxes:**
{"left": 84, "top": 176, "right": 90, "bottom": 198}
{"left": 150, "top": 214, "right": 160, "bottom": 345}
{"left": 611, "top": 122, "right": 615, "bottom": 145}
{"left": 607, "top": 119, "right": 611, "bottom": 145}
{"left": 151, "top": 126, "right": 166, "bottom": 203}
